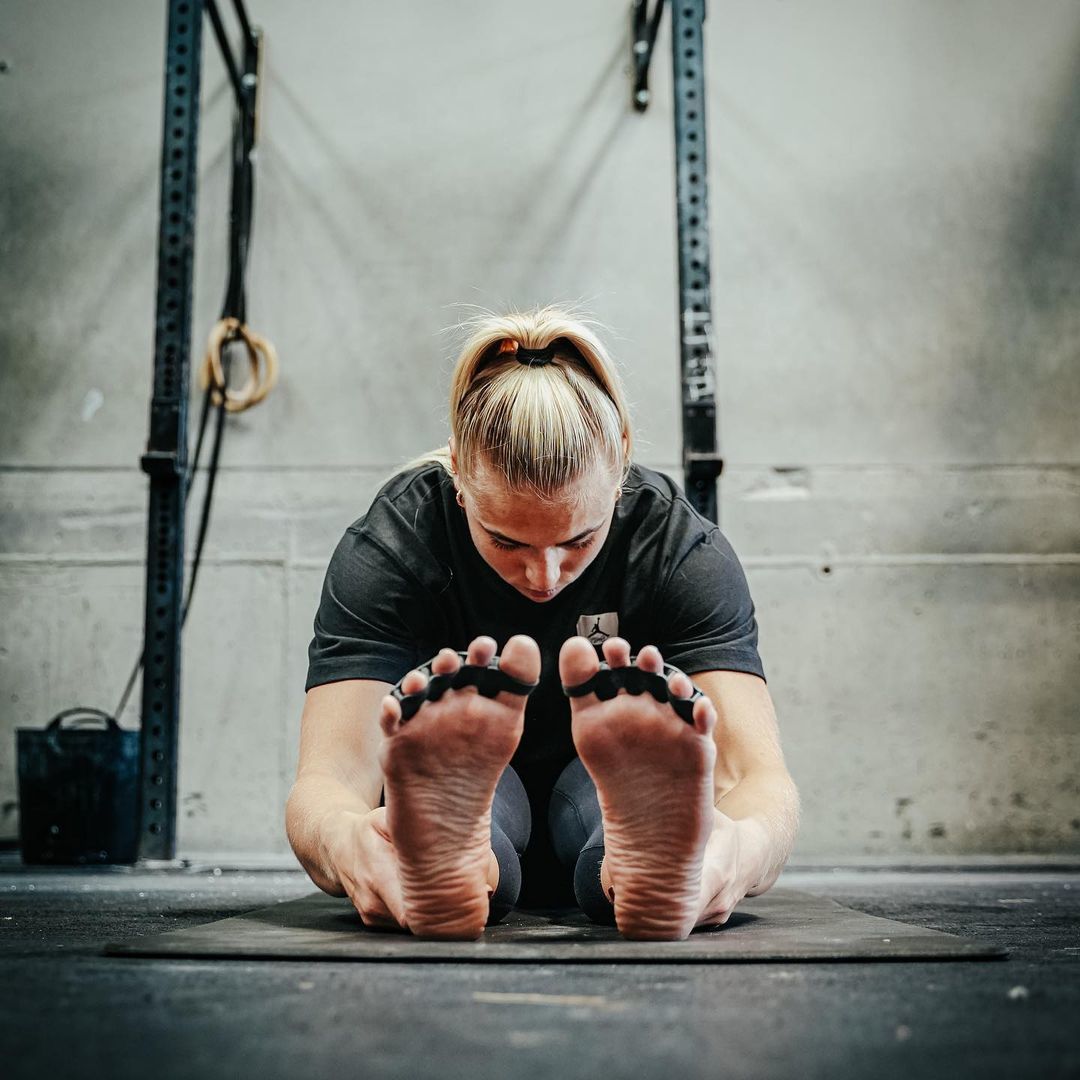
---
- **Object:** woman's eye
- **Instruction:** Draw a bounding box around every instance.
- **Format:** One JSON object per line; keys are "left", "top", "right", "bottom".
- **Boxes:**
{"left": 489, "top": 536, "right": 594, "bottom": 552}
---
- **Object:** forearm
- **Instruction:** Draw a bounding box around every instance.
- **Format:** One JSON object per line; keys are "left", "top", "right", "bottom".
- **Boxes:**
{"left": 715, "top": 767, "right": 800, "bottom": 895}
{"left": 285, "top": 772, "right": 377, "bottom": 895}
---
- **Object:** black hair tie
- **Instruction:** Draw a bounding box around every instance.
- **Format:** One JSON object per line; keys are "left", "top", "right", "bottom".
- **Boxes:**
{"left": 515, "top": 344, "right": 557, "bottom": 367}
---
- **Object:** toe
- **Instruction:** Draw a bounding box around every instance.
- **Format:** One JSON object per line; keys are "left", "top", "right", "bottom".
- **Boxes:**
{"left": 692, "top": 694, "right": 717, "bottom": 736}
{"left": 466, "top": 635, "right": 498, "bottom": 667}
{"left": 560, "top": 635, "right": 601, "bottom": 691}
{"left": 601, "top": 636, "right": 632, "bottom": 667}
{"left": 636, "top": 645, "right": 663, "bottom": 672}
{"left": 399, "top": 667, "right": 429, "bottom": 695}
{"left": 668, "top": 670, "right": 694, "bottom": 699}
{"left": 430, "top": 647, "right": 463, "bottom": 675}
{"left": 379, "top": 694, "right": 402, "bottom": 737}
{"left": 500, "top": 634, "right": 541, "bottom": 685}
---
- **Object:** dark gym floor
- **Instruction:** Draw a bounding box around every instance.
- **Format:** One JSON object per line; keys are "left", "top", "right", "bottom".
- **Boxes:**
{"left": 1, "top": 857, "right": 1076, "bottom": 1080}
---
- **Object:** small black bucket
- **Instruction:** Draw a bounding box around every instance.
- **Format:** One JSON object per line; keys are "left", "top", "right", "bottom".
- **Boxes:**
{"left": 17, "top": 708, "right": 141, "bottom": 865}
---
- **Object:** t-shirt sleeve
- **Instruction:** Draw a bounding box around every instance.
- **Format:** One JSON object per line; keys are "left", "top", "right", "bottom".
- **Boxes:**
{"left": 305, "top": 529, "right": 428, "bottom": 692}
{"left": 654, "top": 528, "right": 766, "bottom": 681}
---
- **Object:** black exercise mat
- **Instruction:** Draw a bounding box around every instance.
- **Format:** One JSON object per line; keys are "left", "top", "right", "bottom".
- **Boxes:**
{"left": 105, "top": 888, "right": 1006, "bottom": 962}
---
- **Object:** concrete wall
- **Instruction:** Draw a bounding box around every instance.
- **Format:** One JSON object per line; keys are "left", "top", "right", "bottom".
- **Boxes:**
{"left": 1, "top": 0, "right": 1077, "bottom": 858}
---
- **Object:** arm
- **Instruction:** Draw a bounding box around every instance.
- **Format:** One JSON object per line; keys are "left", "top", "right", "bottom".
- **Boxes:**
{"left": 285, "top": 678, "right": 390, "bottom": 895}
{"left": 693, "top": 669, "right": 800, "bottom": 900}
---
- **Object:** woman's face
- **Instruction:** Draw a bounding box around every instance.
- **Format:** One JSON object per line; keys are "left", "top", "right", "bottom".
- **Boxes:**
{"left": 458, "top": 461, "right": 621, "bottom": 603}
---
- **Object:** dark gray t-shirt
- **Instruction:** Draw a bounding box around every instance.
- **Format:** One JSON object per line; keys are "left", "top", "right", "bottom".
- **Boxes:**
{"left": 306, "top": 461, "right": 765, "bottom": 899}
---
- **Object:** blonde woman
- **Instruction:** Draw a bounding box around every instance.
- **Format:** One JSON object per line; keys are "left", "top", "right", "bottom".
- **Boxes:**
{"left": 286, "top": 307, "right": 800, "bottom": 941}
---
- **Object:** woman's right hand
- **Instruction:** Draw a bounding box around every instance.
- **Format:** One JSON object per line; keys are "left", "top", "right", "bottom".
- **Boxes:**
{"left": 320, "top": 805, "right": 410, "bottom": 931}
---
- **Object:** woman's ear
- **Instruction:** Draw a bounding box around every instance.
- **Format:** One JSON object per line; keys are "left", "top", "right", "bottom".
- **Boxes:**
{"left": 448, "top": 436, "right": 458, "bottom": 474}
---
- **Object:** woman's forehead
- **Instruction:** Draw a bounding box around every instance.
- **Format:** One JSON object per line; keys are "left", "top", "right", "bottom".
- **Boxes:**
{"left": 468, "top": 465, "right": 617, "bottom": 539}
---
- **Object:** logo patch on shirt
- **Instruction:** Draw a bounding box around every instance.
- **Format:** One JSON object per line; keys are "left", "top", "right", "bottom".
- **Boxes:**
{"left": 577, "top": 612, "right": 619, "bottom": 646}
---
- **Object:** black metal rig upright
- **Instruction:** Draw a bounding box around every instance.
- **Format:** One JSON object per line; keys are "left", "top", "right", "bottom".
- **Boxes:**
{"left": 137, "top": 0, "right": 259, "bottom": 861}
{"left": 632, "top": 0, "right": 723, "bottom": 524}
{"left": 137, "top": 0, "right": 204, "bottom": 861}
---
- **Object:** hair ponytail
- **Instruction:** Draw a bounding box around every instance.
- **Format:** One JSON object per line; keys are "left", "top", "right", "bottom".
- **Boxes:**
{"left": 406, "top": 306, "right": 632, "bottom": 499}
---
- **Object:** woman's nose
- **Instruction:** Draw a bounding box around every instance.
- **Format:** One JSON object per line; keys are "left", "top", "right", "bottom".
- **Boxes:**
{"left": 525, "top": 549, "right": 561, "bottom": 590}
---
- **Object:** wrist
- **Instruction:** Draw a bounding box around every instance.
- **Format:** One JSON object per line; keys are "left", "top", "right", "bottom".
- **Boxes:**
{"left": 286, "top": 781, "right": 369, "bottom": 894}
{"left": 733, "top": 815, "right": 773, "bottom": 892}
{"left": 314, "top": 804, "right": 368, "bottom": 884}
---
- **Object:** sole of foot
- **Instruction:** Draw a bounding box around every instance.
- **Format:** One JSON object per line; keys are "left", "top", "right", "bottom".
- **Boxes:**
{"left": 560, "top": 635, "right": 717, "bottom": 941}
{"left": 378, "top": 634, "right": 540, "bottom": 940}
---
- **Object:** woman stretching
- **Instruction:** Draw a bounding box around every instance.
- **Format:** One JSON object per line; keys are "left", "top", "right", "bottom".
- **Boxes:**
{"left": 286, "top": 307, "right": 800, "bottom": 941}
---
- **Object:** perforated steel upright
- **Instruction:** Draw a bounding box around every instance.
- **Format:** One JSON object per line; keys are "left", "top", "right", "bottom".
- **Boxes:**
{"left": 632, "top": 0, "right": 722, "bottom": 522}
{"left": 137, "top": 0, "right": 204, "bottom": 860}
{"left": 671, "top": 0, "right": 722, "bottom": 524}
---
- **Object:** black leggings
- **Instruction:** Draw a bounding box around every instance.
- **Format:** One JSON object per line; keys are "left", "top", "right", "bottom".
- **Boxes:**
{"left": 488, "top": 758, "right": 614, "bottom": 926}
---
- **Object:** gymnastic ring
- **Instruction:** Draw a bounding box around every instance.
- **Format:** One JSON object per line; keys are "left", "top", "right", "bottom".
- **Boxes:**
{"left": 198, "top": 318, "right": 279, "bottom": 413}
{"left": 239, "top": 324, "right": 279, "bottom": 409}
{"left": 199, "top": 318, "right": 257, "bottom": 408}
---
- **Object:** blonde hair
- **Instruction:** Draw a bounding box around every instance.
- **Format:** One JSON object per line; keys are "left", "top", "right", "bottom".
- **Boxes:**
{"left": 407, "top": 306, "right": 633, "bottom": 499}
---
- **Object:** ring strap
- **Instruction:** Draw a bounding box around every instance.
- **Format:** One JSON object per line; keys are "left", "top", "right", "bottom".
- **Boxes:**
{"left": 391, "top": 651, "right": 539, "bottom": 723}
{"left": 562, "top": 659, "right": 703, "bottom": 725}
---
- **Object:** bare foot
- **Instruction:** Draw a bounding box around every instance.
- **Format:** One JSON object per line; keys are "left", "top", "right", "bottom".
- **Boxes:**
{"left": 378, "top": 634, "right": 540, "bottom": 940}
{"left": 560, "top": 635, "right": 718, "bottom": 940}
